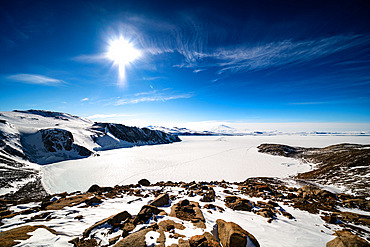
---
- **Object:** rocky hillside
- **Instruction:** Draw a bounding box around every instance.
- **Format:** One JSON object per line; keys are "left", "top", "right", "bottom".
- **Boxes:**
{"left": 0, "top": 178, "right": 369, "bottom": 246}
{"left": 258, "top": 143, "right": 370, "bottom": 198}
{"left": 0, "top": 110, "right": 181, "bottom": 198}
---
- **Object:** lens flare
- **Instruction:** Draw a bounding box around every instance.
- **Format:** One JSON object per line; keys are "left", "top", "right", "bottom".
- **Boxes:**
{"left": 106, "top": 36, "right": 141, "bottom": 86}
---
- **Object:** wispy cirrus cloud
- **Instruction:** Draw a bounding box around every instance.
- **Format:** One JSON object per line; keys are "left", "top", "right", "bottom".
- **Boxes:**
{"left": 81, "top": 98, "right": 89, "bottom": 102}
{"left": 7, "top": 73, "right": 65, "bottom": 86}
{"left": 193, "top": 69, "right": 207, "bottom": 73}
{"left": 114, "top": 93, "right": 192, "bottom": 106}
{"left": 74, "top": 13, "right": 370, "bottom": 79}
{"left": 72, "top": 54, "right": 107, "bottom": 63}
{"left": 172, "top": 35, "right": 370, "bottom": 74}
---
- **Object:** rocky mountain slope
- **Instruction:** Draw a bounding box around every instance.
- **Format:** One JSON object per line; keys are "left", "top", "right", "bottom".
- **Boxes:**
{"left": 0, "top": 178, "right": 369, "bottom": 246}
{"left": 258, "top": 143, "right": 370, "bottom": 198}
{"left": 0, "top": 110, "right": 181, "bottom": 198}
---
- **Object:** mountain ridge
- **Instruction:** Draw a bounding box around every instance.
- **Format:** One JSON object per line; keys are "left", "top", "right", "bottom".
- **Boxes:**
{"left": 0, "top": 110, "right": 181, "bottom": 198}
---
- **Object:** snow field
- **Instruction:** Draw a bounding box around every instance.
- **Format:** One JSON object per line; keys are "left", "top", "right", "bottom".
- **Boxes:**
{"left": 41, "top": 135, "right": 370, "bottom": 194}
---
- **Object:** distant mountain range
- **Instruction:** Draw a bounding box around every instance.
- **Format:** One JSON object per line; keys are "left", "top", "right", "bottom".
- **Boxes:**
{"left": 147, "top": 125, "right": 370, "bottom": 136}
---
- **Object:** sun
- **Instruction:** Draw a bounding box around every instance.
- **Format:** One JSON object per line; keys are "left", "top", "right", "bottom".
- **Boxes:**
{"left": 106, "top": 36, "right": 141, "bottom": 83}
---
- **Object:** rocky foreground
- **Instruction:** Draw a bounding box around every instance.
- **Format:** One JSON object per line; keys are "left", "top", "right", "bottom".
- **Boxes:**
{"left": 0, "top": 178, "right": 369, "bottom": 246}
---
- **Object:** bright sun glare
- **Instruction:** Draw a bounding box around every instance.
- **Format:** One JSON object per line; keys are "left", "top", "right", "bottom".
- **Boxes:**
{"left": 106, "top": 36, "right": 141, "bottom": 83}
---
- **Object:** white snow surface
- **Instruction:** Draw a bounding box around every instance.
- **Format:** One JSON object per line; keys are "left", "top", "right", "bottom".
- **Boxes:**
{"left": 41, "top": 135, "right": 370, "bottom": 194}
{"left": 14, "top": 228, "right": 61, "bottom": 247}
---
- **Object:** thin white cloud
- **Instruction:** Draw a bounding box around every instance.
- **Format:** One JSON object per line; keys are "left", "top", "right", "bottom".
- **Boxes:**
{"left": 150, "top": 34, "right": 369, "bottom": 74}
{"left": 81, "top": 98, "right": 89, "bottom": 102}
{"left": 134, "top": 90, "right": 158, "bottom": 96}
{"left": 7, "top": 74, "right": 65, "bottom": 86}
{"left": 115, "top": 93, "right": 192, "bottom": 106}
{"left": 142, "top": 76, "right": 166, "bottom": 81}
{"left": 72, "top": 54, "right": 107, "bottom": 63}
{"left": 193, "top": 69, "right": 206, "bottom": 73}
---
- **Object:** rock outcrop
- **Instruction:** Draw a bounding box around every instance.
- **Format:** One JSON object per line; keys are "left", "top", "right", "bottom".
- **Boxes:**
{"left": 113, "top": 224, "right": 158, "bottom": 247}
{"left": 216, "top": 219, "right": 260, "bottom": 247}
{"left": 0, "top": 225, "right": 57, "bottom": 247}
{"left": 258, "top": 143, "right": 370, "bottom": 197}
{"left": 326, "top": 230, "right": 370, "bottom": 247}
{"left": 91, "top": 122, "right": 181, "bottom": 149}
{"left": 170, "top": 199, "right": 206, "bottom": 228}
{"left": 150, "top": 193, "right": 170, "bottom": 207}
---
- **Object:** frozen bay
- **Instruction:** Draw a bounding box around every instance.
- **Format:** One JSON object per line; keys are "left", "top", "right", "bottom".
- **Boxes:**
{"left": 41, "top": 135, "right": 370, "bottom": 194}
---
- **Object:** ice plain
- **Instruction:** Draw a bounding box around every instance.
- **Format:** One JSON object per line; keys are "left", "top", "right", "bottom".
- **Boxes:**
{"left": 41, "top": 135, "right": 370, "bottom": 194}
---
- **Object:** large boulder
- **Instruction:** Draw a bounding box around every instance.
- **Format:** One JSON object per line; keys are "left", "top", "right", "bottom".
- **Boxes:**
{"left": 326, "top": 230, "right": 369, "bottom": 247}
{"left": 225, "top": 196, "right": 252, "bottom": 211}
{"left": 189, "top": 235, "right": 207, "bottom": 247}
{"left": 83, "top": 211, "right": 131, "bottom": 238}
{"left": 150, "top": 193, "right": 170, "bottom": 207}
{"left": 113, "top": 224, "right": 158, "bottom": 247}
{"left": 87, "top": 184, "right": 101, "bottom": 193}
{"left": 169, "top": 200, "right": 206, "bottom": 228}
{"left": 45, "top": 194, "right": 91, "bottom": 210}
{"left": 134, "top": 205, "right": 163, "bottom": 225}
{"left": 189, "top": 234, "right": 221, "bottom": 247}
{"left": 216, "top": 219, "right": 260, "bottom": 247}
{"left": 138, "top": 179, "right": 150, "bottom": 186}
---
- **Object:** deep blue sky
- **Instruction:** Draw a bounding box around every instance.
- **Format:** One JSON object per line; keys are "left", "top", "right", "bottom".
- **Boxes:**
{"left": 1, "top": 0, "right": 370, "bottom": 126}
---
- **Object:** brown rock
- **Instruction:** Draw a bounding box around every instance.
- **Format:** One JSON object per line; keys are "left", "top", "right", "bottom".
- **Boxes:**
{"left": 321, "top": 214, "right": 338, "bottom": 224}
{"left": 280, "top": 211, "right": 294, "bottom": 219}
{"left": 74, "top": 215, "right": 84, "bottom": 220}
{"left": 169, "top": 200, "right": 206, "bottom": 228}
{"left": 69, "top": 238, "right": 98, "bottom": 247}
{"left": 83, "top": 211, "right": 131, "bottom": 237}
{"left": 109, "top": 235, "right": 121, "bottom": 245}
{"left": 85, "top": 196, "right": 102, "bottom": 206}
{"left": 179, "top": 239, "right": 191, "bottom": 247}
{"left": 256, "top": 209, "right": 274, "bottom": 219}
{"left": 189, "top": 235, "right": 207, "bottom": 247}
{"left": 87, "top": 184, "right": 101, "bottom": 193}
{"left": 225, "top": 196, "right": 252, "bottom": 211}
{"left": 134, "top": 205, "right": 164, "bottom": 224}
{"left": 326, "top": 230, "right": 369, "bottom": 247}
{"left": 203, "top": 232, "right": 218, "bottom": 242}
{"left": 216, "top": 219, "right": 260, "bottom": 247}
{"left": 200, "top": 189, "right": 216, "bottom": 202}
{"left": 0, "top": 225, "right": 57, "bottom": 247}
{"left": 138, "top": 179, "right": 150, "bottom": 186}
{"left": 113, "top": 226, "right": 156, "bottom": 247}
{"left": 150, "top": 193, "right": 170, "bottom": 207}
{"left": 158, "top": 220, "right": 186, "bottom": 231}
{"left": 45, "top": 194, "right": 91, "bottom": 210}
{"left": 198, "top": 240, "right": 221, "bottom": 247}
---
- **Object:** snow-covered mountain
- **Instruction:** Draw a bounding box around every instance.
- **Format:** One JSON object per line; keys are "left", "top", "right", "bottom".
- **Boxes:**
{"left": 0, "top": 110, "right": 180, "bottom": 164}
{"left": 146, "top": 126, "right": 214, "bottom": 136}
{"left": 148, "top": 124, "right": 370, "bottom": 136}
{"left": 0, "top": 110, "right": 181, "bottom": 196}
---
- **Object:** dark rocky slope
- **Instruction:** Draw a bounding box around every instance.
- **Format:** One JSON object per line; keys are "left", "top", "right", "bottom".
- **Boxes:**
{"left": 258, "top": 143, "right": 370, "bottom": 197}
